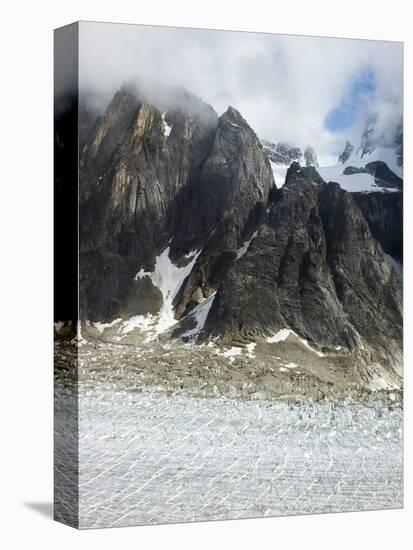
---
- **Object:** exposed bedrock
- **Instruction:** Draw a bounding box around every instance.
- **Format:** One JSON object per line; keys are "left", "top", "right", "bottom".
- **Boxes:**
{"left": 352, "top": 191, "right": 403, "bottom": 261}
{"left": 204, "top": 163, "right": 402, "bottom": 370}
{"left": 79, "top": 86, "right": 273, "bottom": 320}
{"left": 77, "top": 86, "right": 402, "bottom": 379}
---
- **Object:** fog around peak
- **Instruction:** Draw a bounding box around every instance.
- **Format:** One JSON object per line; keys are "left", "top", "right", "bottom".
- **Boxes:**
{"left": 78, "top": 21, "right": 402, "bottom": 164}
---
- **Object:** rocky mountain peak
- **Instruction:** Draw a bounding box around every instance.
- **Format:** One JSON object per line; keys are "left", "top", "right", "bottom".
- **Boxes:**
{"left": 303, "top": 145, "right": 319, "bottom": 167}
{"left": 357, "top": 114, "right": 378, "bottom": 158}
{"left": 79, "top": 86, "right": 275, "bottom": 320}
{"left": 203, "top": 164, "right": 401, "bottom": 373}
{"left": 128, "top": 102, "right": 164, "bottom": 153}
{"left": 338, "top": 140, "right": 354, "bottom": 164}
{"left": 356, "top": 114, "right": 403, "bottom": 165}
{"left": 172, "top": 101, "right": 274, "bottom": 251}
{"left": 223, "top": 105, "right": 243, "bottom": 119}
{"left": 261, "top": 140, "right": 302, "bottom": 166}
{"left": 76, "top": 85, "right": 402, "bottom": 391}
{"left": 219, "top": 106, "right": 255, "bottom": 138}
{"left": 88, "top": 88, "right": 138, "bottom": 159}
{"left": 285, "top": 162, "right": 325, "bottom": 187}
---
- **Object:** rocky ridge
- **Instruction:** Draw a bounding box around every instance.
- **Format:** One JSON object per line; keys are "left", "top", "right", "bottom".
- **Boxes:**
{"left": 56, "top": 84, "right": 403, "bottom": 395}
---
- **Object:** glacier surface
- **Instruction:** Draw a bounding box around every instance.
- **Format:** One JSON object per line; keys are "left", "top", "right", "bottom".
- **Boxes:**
{"left": 54, "top": 385, "right": 403, "bottom": 528}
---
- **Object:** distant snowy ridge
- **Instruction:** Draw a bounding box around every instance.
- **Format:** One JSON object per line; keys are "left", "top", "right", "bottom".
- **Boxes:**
{"left": 262, "top": 114, "right": 402, "bottom": 193}
{"left": 262, "top": 140, "right": 320, "bottom": 188}
{"left": 318, "top": 146, "right": 402, "bottom": 193}
{"left": 263, "top": 142, "right": 402, "bottom": 193}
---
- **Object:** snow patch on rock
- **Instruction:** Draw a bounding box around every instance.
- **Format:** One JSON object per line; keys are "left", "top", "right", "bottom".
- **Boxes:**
{"left": 267, "top": 329, "right": 324, "bottom": 357}
{"left": 297, "top": 336, "right": 325, "bottom": 357}
{"left": 269, "top": 161, "right": 288, "bottom": 188}
{"left": 162, "top": 112, "right": 173, "bottom": 137}
{"left": 131, "top": 247, "right": 201, "bottom": 338}
{"left": 179, "top": 293, "right": 217, "bottom": 343}
{"left": 121, "top": 315, "right": 156, "bottom": 335}
{"left": 216, "top": 346, "right": 243, "bottom": 364}
{"left": 235, "top": 231, "right": 258, "bottom": 261}
{"left": 94, "top": 318, "right": 122, "bottom": 334}
{"left": 266, "top": 329, "right": 291, "bottom": 343}
{"left": 246, "top": 342, "right": 257, "bottom": 358}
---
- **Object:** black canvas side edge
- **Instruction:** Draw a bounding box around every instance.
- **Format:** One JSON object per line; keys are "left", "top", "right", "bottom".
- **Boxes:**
{"left": 53, "top": 22, "right": 80, "bottom": 529}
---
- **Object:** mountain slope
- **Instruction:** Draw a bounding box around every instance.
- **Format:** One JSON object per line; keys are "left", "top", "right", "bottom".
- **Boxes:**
{"left": 67, "top": 85, "right": 403, "bottom": 393}
{"left": 203, "top": 164, "right": 402, "bottom": 369}
{"left": 78, "top": 85, "right": 273, "bottom": 321}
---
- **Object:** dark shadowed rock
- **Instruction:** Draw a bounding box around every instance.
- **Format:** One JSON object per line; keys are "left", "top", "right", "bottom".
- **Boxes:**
{"left": 77, "top": 86, "right": 402, "bottom": 385}
{"left": 204, "top": 163, "right": 402, "bottom": 371}
{"left": 343, "top": 162, "right": 403, "bottom": 190}
{"left": 79, "top": 86, "right": 219, "bottom": 320}
{"left": 352, "top": 191, "right": 403, "bottom": 260}
{"left": 343, "top": 165, "right": 367, "bottom": 176}
{"left": 171, "top": 106, "right": 273, "bottom": 250}
{"left": 79, "top": 90, "right": 274, "bottom": 321}
{"left": 365, "top": 161, "right": 403, "bottom": 189}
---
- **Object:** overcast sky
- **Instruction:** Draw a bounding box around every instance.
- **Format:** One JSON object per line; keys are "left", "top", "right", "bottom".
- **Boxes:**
{"left": 79, "top": 21, "right": 403, "bottom": 165}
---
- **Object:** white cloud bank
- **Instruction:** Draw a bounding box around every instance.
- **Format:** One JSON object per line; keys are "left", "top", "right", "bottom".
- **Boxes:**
{"left": 79, "top": 22, "right": 402, "bottom": 161}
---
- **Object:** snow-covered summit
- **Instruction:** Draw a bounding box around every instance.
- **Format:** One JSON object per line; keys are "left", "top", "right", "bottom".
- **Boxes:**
{"left": 319, "top": 118, "right": 403, "bottom": 193}
{"left": 261, "top": 140, "right": 319, "bottom": 188}
{"left": 262, "top": 116, "right": 403, "bottom": 193}
{"left": 318, "top": 145, "right": 402, "bottom": 193}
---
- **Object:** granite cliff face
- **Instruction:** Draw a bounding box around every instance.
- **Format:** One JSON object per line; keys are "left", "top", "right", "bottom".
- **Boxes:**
{"left": 77, "top": 85, "right": 402, "bottom": 384}
{"left": 352, "top": 191, "right": 403, "bottom": 260}
{"left": 171, "top": 105, "right": 273, "bottom": 251}
{"left": 79, "top": 86, "right": 273, "bottom": 321}
{"left": 203, "top": 164, "right": 402, "bottom": 368}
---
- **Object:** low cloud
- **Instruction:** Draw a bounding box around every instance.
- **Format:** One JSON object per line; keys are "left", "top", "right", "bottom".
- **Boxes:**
{"left": 78, "top": 22, "right": 402, "bottom": 163}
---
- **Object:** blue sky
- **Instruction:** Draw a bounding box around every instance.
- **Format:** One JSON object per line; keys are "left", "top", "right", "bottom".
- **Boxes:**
{"left": 324, "top": 68, "right": 376, "bottom": 132}
{"left": 80, "top": 23, "right": 402, "bottom": 162}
